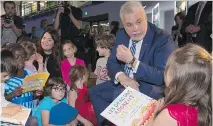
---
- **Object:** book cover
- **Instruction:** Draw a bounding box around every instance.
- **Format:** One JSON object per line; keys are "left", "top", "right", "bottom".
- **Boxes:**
{"left": 101, "top": 87, "right": 156, "bottom": 126}
{"left": 1, "top": 107, "right": 31, "bottom": 125}
{"left": 21, "top": 72, "right": 50, "bottom": 93}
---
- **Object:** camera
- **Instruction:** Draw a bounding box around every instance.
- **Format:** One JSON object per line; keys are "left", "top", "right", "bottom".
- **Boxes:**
{"left": 58, "top": 1, "right": 71, "bottom": 15}
{"left": 4, "top": 17, "right": 12, "bottom": 24}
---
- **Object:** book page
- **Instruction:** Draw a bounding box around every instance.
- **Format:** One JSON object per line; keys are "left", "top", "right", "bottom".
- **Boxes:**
{"left": 1, "top": 107, "right": 31, "bottom": 125}
{"left": 101, "top": 87, "right": 156, "bottom": 126}
{"left": 21, "top": 72, "right": 49, "bottom": 93}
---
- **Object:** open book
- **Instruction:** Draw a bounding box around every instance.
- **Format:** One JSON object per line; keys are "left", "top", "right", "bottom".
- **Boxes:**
{"left": 1, "top": 107, "right": 31, "bottom": 125}
{"left": 101, "top": 87, "right": 156, "bottom": 126}
{"left": 21, "top": 72, "right": 49, "bottom": 93}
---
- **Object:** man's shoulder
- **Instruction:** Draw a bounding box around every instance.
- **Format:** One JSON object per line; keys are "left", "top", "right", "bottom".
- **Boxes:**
{"left": 148, "top": 22, "right": 171, "bottom": 40}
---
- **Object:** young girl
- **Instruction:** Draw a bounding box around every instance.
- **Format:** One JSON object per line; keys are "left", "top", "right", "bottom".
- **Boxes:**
{"left": 148, "top": 44, "right": 212, "bottom": 126}
{"left": 68, "top": 65, "right": 97, "bottom": 126}
{"left": 20, "top": 40, "right": 44, "bottom": 73}
{"left": 33, "top": 77, "right": 76, "bottom": 126}
{"left": 38, "top": 29, "right": 62, "bottom": 78}
{"left": 61, "top": 40, "right": 85, "bottom": 87}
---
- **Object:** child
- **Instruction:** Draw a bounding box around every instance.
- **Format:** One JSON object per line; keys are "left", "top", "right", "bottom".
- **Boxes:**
{"left": 61, "top": 40, "right": 85, "bottom": 87}
{"left": 1, "top": 49, "right": 38, "bottom": 126}
{"left": 4, "top": 43, "right": 40, "bottom": 109}
{"left": 32, "top": 77, "right": 77, "bottom": 126}
{"left": 68, "top": 65, "right": 97, "bottom": 126}
{"left": 20, "top": 40, "right": 44, "bottom": 106}
{"left": 148, "top": 44, "right": 212, "bottom": 126}
{"left": 20, "top": 40, "right": 44, "bottom": 73}
{"left": 94, "top": 34, "right": 115, "bottom": 85}
{"left": 1, "top": 50, "right": 21, "bottom": 116}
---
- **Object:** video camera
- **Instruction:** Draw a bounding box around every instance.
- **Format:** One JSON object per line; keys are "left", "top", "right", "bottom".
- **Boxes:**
{"left": 58, "top": 1, "right": 71, "bottom": 15}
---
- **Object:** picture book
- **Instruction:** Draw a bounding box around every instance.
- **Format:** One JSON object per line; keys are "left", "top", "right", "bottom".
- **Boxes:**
{"left": 101, "top": 87, "right": 156, "bottom": 126}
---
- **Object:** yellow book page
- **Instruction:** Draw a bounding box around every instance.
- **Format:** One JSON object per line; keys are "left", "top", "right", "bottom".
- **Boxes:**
{"left": 21, "top": 72, "right": 50, "bottom": 93}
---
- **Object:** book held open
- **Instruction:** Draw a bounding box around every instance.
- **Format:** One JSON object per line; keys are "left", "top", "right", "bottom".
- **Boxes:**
{"left": 101, "top": 87, "right": 156, "bottom": 126}
{"left": 21, "top": 72, "right": 49, "bottom": 93}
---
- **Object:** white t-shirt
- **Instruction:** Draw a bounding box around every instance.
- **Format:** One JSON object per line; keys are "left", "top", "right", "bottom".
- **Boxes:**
{"left": 94, "top": 57, "right": 110, "bottom": 85}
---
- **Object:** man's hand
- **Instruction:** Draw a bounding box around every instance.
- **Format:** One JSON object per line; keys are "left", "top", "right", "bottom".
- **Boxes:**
{"left": 57, "top": 7, "right": 64, "bottom": 16}
{"left": 12, "top": 86, "right": 23, "bottom": 97}
{"left": 118, "top": 73, "right": 139, "bottom": 91}
{"left": 116, "top": 45, "right": 133, "bottom": 63}
{"left": 186, "top": 24, "right": 200, "bottom": 33}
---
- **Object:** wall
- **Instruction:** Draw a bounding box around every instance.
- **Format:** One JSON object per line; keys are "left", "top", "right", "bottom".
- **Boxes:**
{"left": 24, "top": 14, "right": 55, "bottom": 33}
{"left": 23, "top": 1, "right": 176, "bottom": 33}
{"left": 82, "top": 1, "right": 175, "bottom": 33}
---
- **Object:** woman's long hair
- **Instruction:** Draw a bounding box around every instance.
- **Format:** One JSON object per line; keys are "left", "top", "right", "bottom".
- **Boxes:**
{"left": 38, "top": 29, "right": 62, "bottom": 67}
{"left": 174, "top": 12, "right": 185, "bottom": 27}
{"left": 159, "top": 44, "right": 212, "bottom": 126}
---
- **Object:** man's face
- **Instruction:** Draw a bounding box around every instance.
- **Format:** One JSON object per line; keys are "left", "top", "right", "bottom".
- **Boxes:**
{"left": 4, "top": 3, "right": 15, "bottom": 17}
{"left": 122, "top": 8, "right": 147, "bottom": 41}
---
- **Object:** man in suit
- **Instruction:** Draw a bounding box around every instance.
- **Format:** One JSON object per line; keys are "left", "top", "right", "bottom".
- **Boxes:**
{"left": 89, "top": 2, "right": 176, "bottom": 125}
{"left": 181, "top": 1, "right": 212, "bottom": 52}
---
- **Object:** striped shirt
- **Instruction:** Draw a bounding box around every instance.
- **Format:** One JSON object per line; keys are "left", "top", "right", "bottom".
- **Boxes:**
{"left": 4, "top": 70, "right": 34, "bottom": 109}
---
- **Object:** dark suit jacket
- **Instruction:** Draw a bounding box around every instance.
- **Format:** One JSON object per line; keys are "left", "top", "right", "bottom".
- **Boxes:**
{"left": 181, "top": 1, "right": 212, "bottom": 52}
{"left": 107, "top": 22, "right": 176, "bottom": 99}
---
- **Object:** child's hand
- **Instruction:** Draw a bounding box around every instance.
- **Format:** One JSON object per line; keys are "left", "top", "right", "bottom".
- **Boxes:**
{"left": 35, "top": 53, "right": 43, "bottom": 64}
{"left": 2, "top": 105, "right": 22, "bottom": 116}
{"left": 35, "top": 89, "right": 43, "bottom": 97}
{"left": 83, "top": 120, "right": 93, "bottom": 126}
{"left": 66, "top": 119, "right": 78, "bottom": 126}
{"left": 12, "top": 86, "right": 23, "bottom": 97}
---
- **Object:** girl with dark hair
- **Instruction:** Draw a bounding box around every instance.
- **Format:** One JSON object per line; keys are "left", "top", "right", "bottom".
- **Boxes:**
{"left": 38, "top": 29, "right": 62, "bottom": 78}
{"left": 33, "top": 77, "right": 67, "bottom": 126}
{"left": 148, "top": 43, "right": 212, "bottom": 126}
{"left": 171, "top": 12, "right": 186, "bottom": 47}
{"left": 68, "top": 65, "right": 97, "bottom": 126}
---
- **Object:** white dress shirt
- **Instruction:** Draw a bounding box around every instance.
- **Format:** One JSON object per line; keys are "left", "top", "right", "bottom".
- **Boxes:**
{"left": 114, "top": 39, "right": 143, "bottom": 84}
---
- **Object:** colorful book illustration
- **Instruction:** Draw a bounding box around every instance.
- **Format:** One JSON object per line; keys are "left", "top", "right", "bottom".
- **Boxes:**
{"left": 21, "top": 72, "right": 49, "bottom": 93}
{"left": 1, "top": 107, "right": 31, "bottom": 125}
{"left": 101, "top": 87, "right": 156, "bottom": 126}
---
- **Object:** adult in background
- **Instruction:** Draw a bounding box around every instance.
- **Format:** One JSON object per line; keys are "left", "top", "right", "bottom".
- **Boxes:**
{"left": 37, "top": 29, "right": 62, "bottom": 78}
{"left": 54, "top": 1, "right": 82, "bottom": 42}
{"left": 171, "top": 12, "right": 186, "bottom": 47}
{"left": 181, "top": 1, "right": 212, "bottom": 52}
{"left": 89, "top": 2, "right": 176, "bottom": 126}
{"left": 35, "top": 19, "right": 48, "bottom": 39}
{"left": 110, "top": 21, "right": 120, "bottom": 36}
{"left": 1, "top": 1, "right": 23, "bottom": 45}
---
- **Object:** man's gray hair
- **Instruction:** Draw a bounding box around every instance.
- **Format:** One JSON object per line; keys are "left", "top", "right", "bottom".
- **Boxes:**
{"left": 120, "top": 1, "right": 145, "bottom": 20}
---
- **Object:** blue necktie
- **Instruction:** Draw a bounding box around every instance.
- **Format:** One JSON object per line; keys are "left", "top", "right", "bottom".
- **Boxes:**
{"left": 125, "top": 40, "right": 137, "bottom": 77}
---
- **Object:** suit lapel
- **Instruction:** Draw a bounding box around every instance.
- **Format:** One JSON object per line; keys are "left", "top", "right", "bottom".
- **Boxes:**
{"left": 122, "top": 31, "right": 130, "bottom": 48}
{"left": 139, "top": 22, "right": 154, "bottom": 61}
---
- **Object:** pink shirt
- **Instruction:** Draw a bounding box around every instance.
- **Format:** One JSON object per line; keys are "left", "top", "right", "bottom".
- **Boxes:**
{"left": 165, "top": 104, "right": 198, "bottom": 126}
{"left": 61, "top": 58, "right": 85, "bottom": 86}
